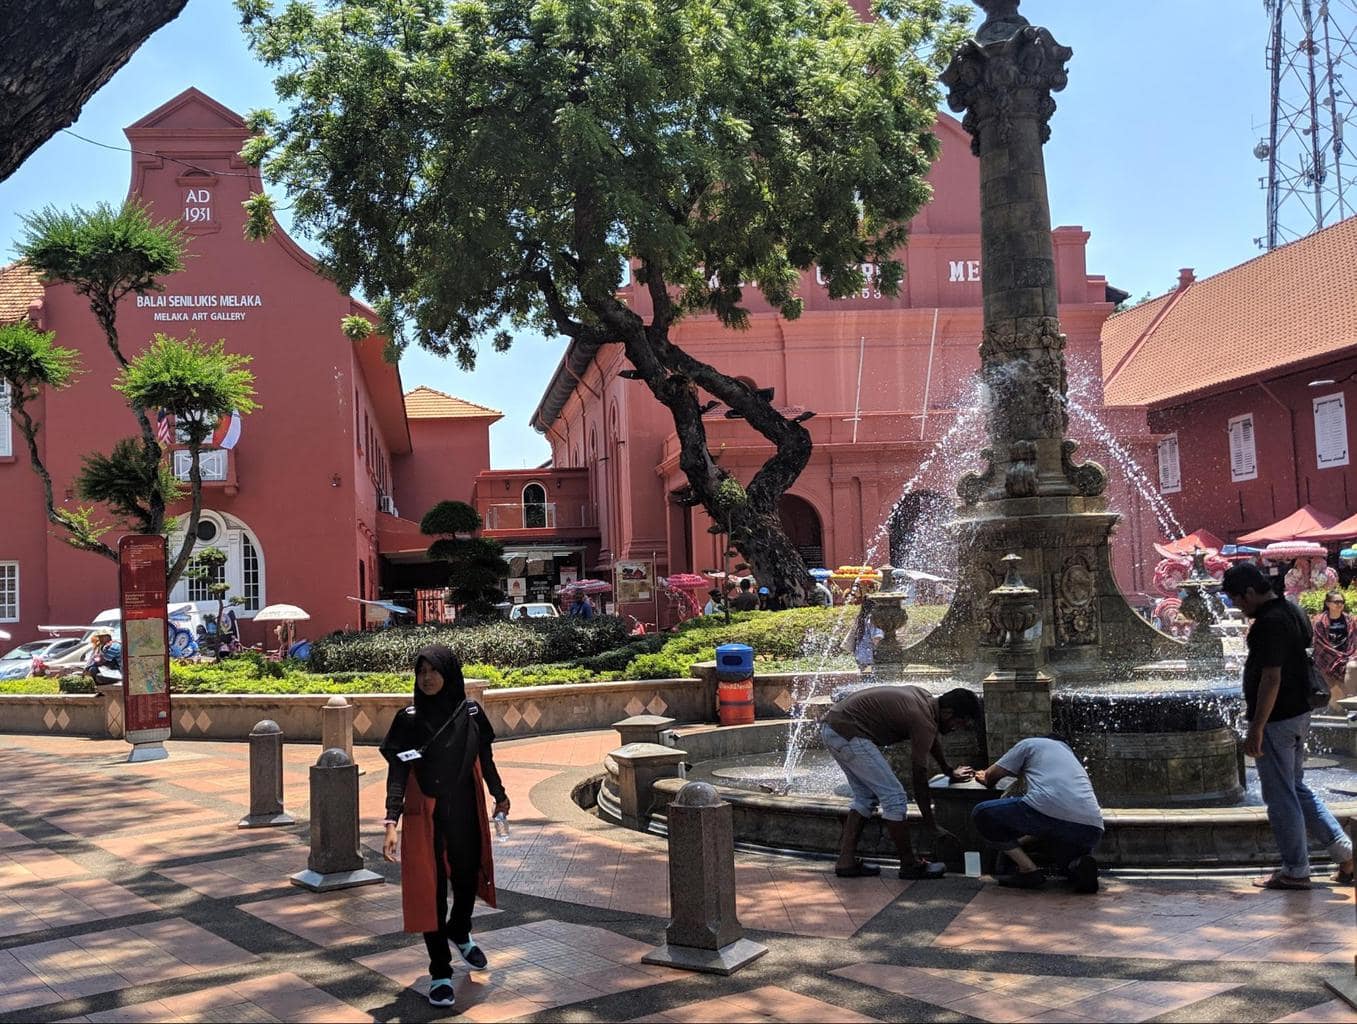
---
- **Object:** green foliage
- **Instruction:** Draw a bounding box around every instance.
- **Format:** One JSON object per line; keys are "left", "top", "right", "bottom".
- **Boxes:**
{"left": 420, "top": 500, "right": 482, "bottom": 536}
{"left": 170, "top": 655, "right": 408, "bottom": 694}
{"left": 425, "top": 526, "right": 510, "bottom": 614}
{"left": 115, "top": 334, "right": 258, "bottom": 445}
{"left": 77, "top": 437, "right": 181, "bottom": 532}
{"left": 307, "top": 616, "right": 633, "bottom": 673}
{"left": 242, "top": 192, "right": 277, "bottom": 241}
{"left": 0, "top": 322, "right": 81, "bottom": 393}
{"left": 0, "top": 678, "right": 59, "bottom": 694}
{"left": 340, "top": 314, "right": 375, "bottom": 341}
{"left": 1298, "top": 587, "right": 1357, "bottom": 615}
{"left": 58, "top": 676, "right": 96, "bottom": 694}
{"left": 18, "top": 200, "right": 185, "bottom": 304}
{"left": 239, "top": 0, "right": 969, "bottom": 358}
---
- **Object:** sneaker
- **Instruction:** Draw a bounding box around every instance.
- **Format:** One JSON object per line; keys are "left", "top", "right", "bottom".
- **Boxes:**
{"left": 1070, "top": 855, "right": 1099, "bottom": 894}
{"left": 456, "top": 939, "right": 488, "bottom": 970}
{"left": 427, "top": 978, "right": 455, "bottom": 1007}
{"left": 996, "top": 869, "right": 1046, "bottom": 890}
{"left": 900, "top": 859, "right": 946, "bottom": 880}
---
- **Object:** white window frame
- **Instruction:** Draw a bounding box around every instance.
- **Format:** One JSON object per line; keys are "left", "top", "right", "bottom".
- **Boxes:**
{"left": 167, "top": 513, "right": 266, "bottom": 615}
{"left": 1228, "top": 413, "right": 1258, "bottom": 483}
{"left": 1313, "top": 392, "right": 1350, "bottom": 469}
{"left": 1157, "top": 433, "right": 1182, "bottom": 495}
{"left": 0, "top": 562, "right": 18, "bottom": 622}
{"left": 0, "top": 382, "right": 12, "bottom": 458}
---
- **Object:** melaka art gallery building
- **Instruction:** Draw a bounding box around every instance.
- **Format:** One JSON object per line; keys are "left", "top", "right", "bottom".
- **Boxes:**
{"left": 0, "top": 89, "right": 499, "bottom": 645}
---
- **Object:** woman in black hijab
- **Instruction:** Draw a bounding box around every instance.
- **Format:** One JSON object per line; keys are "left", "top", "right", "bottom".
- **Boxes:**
{"left": 380, "top": 645, "right": 508, "bottom": 1009}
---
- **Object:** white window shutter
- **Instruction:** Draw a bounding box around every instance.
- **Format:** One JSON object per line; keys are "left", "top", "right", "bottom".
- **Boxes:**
{"left": 1158, "top": 434, "right": 1181, "bottom": 494}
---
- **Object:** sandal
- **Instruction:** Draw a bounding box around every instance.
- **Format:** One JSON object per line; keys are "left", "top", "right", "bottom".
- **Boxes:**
{"left": 1252, "top": 871, "right": 1312, "bottom": 890}
{"left": 1331, "top": 866, "right": 1355, "bottom": 885}
{"left": 834, "top": 859, "right": 881, "bottom": 878}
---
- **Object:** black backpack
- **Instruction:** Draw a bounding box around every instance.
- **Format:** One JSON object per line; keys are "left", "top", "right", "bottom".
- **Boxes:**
{"left": 1279, "top": 600, "right": 1334, "bottom": 711}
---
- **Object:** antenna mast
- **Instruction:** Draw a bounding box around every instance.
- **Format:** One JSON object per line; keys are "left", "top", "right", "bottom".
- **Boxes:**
{"left": 1257, "top": 0, "right": 1357, "bottom": 249}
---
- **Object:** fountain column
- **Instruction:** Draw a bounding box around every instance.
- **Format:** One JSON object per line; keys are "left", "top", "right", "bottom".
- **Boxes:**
{"left": 905, "top": 0, "right": 1186, "bottom": 679}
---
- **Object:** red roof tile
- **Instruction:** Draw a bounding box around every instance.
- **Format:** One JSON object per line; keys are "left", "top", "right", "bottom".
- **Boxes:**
{"left": 0, "top": 262, "right": 42, "bottom": 323}
{"left": 403, "top": 385, "right": 502, "bottom": 421}
{"left": 1102, "top": 215, "right": 1357, "bottom": 407}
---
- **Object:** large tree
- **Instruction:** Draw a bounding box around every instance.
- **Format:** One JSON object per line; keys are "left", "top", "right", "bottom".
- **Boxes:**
{"left": 238, "top": 0, "right": 967, "bottom": 603}
{"left": 1, "top": 1, "right": 190, "bottom": 182}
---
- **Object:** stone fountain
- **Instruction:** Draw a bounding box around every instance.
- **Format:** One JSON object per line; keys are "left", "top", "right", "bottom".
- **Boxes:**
{"left": 898, "top": 0, "right": 1217, "bottom": 682}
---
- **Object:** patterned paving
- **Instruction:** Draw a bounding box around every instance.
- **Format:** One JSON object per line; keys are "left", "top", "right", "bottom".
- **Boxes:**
{"left": 0, "top": 729, "right": 1352, "bottom": 1023}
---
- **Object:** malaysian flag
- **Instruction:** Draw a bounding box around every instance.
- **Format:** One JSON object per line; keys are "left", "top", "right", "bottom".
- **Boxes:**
{"left": 155, "top": 409, "right": 173, "bottom": 449}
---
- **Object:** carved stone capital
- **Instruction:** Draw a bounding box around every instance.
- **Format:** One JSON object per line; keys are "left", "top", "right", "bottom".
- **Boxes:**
{"left": 942, "top": 21, "right": 1073, "bottom": 156}
{"left": 1060, "top": 439, "right": 1108, "bottom": 498}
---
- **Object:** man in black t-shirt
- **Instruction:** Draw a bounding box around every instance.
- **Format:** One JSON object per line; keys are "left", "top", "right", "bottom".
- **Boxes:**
{"left": 1222, "top": 563, "right": 1354, "bottom": 889}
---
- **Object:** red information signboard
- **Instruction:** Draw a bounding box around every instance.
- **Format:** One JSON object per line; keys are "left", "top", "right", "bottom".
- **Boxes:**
{"left": 118, "top": 535, "right": 171, "bottom": 752}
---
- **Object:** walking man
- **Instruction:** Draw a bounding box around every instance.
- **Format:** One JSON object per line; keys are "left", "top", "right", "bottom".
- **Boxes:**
{"left": 820, "top": 685, "right": 980, "bottom": 879}
{"left": 1222, "top": 563, "right": 1355, "bottom": 889}
{"left": 972, "top": 735, "right": 1103, "bottom": 893}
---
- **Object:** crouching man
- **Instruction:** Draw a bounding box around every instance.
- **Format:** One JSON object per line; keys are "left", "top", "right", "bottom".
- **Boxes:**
{"left": 972, "top": 735, "right": 1103, "bottom": 893}
{"left": 820, "top": 685, "right": 981, "bottom": 879}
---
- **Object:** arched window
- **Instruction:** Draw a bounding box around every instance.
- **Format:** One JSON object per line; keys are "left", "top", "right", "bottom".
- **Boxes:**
{"left": 168, "top": 511, "right": 266, "bottom": 614}
{"left": 522, "top": 482, "right": 548, "bottom": 528}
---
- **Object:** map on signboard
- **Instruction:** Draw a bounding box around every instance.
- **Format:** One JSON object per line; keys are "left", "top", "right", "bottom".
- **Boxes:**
{"left": 125, "top": 618, "right": 167, "bottom": 697}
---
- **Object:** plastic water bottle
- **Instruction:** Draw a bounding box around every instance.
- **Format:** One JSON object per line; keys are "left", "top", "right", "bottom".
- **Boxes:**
{"left": 492, "top": 811, "right": 510, "bottom": 842}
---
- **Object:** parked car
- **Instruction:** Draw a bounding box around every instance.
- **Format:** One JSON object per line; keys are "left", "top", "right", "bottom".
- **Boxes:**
{"left": 506, "top": 602, "right": 561, "bottom": 620}
{"left": 0, "top": 637, "right": 84, "bottom": 680}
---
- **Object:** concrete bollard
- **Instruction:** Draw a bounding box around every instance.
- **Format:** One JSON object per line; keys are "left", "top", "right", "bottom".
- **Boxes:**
{"left": 642, "top": 781, "right": 767, "bottom": 975}
{"left": 1323, "top": 820, "right": 1357, "bottom": 1008}
{"left": 321, "top": 695, "right": 356, "bottom": 760}
{"left": 290, "top": 748, "right": 384, "bottom": 892}
{"left": 238, "top": 720, "right": 295, "bottom": 828}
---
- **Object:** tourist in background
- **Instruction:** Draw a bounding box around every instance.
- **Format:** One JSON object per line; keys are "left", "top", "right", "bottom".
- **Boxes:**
{"left": 757, "top": 586, "right": 771, "bottom": 610}
{"left": 848, "top": 602, "right": 884, "bottom": 676}
{"left": 1311, "top": 589, "right": 1357, "bottom": 714}
{"left": 1221, "top": 564, "right": 1355, "bottom": 889}
{"left": 703, "top": 589, "right": 724, "bottom": 615}
{"left": 731, "top": 578, "right": 760, "bottom": 611}
{"left": 821, "top": 685, "right": 979, "bottom": 879}
{"left": 381, "top": 645, "right": 509, "bottom": 1008}
{"left": 972, "top": 735, "right": 1103, "bottom": 893}
{"left": 568, "top": 591, "right": 594, "bottom": 620}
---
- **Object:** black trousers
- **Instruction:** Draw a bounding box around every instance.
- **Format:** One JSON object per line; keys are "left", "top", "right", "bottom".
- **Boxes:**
{"left": 424, "top": 816, "right": 482, "bottom": 978}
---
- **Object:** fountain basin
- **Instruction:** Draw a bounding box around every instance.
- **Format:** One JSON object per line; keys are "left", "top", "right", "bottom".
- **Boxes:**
{"left": 589, "top": 718, "right": 1357, "bottom": 868}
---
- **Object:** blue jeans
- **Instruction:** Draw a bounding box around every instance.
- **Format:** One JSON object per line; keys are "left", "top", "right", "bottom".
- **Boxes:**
{"left": 973, "top": 797, "right": 1103, "bottom": 870}
{"left": 820, "top": 723, "right": 908, "bottom": 821}
{"left": 1256, "top": 712, "right": 1354, "bottom": 877}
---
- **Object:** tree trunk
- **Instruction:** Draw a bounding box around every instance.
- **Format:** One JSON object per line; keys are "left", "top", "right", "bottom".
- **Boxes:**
{"left": 0, "top": 0, "right": 189, "bottom": 182}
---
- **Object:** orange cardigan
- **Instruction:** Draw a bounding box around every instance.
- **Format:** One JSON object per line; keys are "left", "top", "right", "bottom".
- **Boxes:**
{"left": 399, "top": 767, "right": 497, "bottom": 933}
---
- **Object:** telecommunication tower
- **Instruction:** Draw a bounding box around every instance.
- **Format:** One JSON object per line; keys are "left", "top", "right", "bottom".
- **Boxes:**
{"left": 1255, "top": 0, "right": 1357, "bottom": 249}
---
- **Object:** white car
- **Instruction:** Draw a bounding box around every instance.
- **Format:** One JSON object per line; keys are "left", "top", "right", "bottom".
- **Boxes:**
{"left": 0, "top": 637, "right": 85, "bottom": 680}
{"left": 507, "top": 603, "right": 561, "bottom": 620}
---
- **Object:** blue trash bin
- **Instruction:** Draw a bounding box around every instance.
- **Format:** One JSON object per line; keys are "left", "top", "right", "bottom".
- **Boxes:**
{"left": 715, "top": 643, "right": 754, "bottom": 680}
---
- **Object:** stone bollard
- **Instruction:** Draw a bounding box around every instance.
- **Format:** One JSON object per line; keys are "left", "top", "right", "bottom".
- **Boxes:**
{"left": 290, "top": 749, "right": 384, "bottom": 892}
{"left": 239, "top": 720, "right": 295, "bottom": 828}
{"left": 321, "top": 696, "right": 362, "bottom": 775}
{"left": 1323, "top": 819, "right": 1357, "bottom": 1008}
{"left": 613, "top": 714, "right": 676, "bottom": 747}
{"left": 642, "top": 782, "right": 767, "bottom": 975}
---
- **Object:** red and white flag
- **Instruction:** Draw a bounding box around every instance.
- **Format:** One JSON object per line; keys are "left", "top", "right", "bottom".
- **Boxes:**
{"left": 155, "top": 409, "right": 174, "bottom": 449}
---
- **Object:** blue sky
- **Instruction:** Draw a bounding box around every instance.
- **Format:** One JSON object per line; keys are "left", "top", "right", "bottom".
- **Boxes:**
{"left": 0, "top": 1, "right": 1274, "bottom": 469}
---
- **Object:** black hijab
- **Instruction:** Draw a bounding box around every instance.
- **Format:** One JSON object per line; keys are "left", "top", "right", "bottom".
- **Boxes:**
{"left": 413, "top": 644, "right": 466, "bottom": 724}
{"left": 380, "top": 644, "right": 480, "bottom": 801}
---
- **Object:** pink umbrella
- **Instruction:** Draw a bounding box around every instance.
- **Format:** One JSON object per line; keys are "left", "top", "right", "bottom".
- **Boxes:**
{"left": 562, "top": 578, "right": 612, "bottom": 594}
{"left": 663, "top": 573, "right": 709, "bottom": 589}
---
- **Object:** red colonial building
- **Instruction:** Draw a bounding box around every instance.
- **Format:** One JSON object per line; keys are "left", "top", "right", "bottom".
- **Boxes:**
{"left": 1104, "top": 215, "right": 1357, "bottom": 545}
{"left": 520, "top": 111, "right": 1164, "bottom": 622}
{"left": 0, "top": 89, "right": 495, "bottom": 644}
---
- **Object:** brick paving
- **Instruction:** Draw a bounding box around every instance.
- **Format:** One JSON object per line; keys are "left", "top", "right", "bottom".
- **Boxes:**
{"left": 0, "top": 729, "right": 1353, "bottom": 1023}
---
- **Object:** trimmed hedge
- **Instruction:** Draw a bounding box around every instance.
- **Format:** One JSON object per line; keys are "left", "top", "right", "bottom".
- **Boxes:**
{"left": 306, "top": 616, "right": 632, "bottom": 674}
